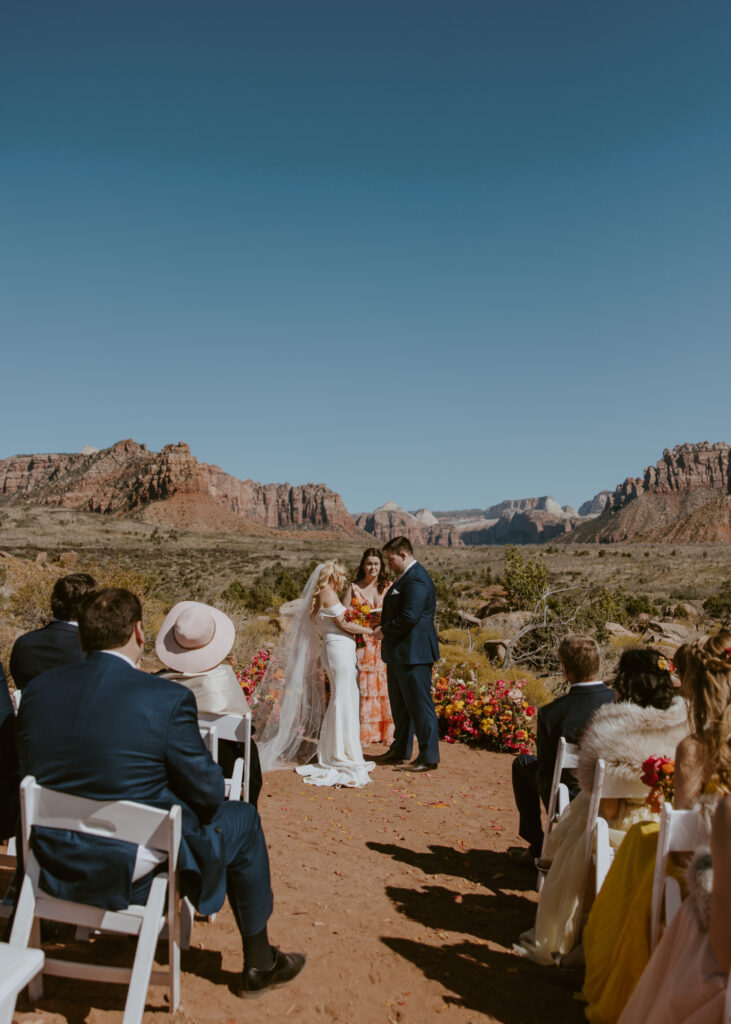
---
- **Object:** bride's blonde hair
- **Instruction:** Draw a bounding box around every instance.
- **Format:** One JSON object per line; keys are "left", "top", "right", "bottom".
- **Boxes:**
{"left": 309, "top": 560, "right": 347, "bottom": 617}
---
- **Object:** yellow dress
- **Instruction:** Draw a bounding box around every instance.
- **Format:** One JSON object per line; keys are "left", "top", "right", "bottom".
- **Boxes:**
{"left": 581, "top": 821, "right": 666, "bottom": 1024}
{"left": 514, "top": 793, "right": 654, "bottom": 965}
{"left": 580, "top": 782, "right": 727, "bottom": 1024}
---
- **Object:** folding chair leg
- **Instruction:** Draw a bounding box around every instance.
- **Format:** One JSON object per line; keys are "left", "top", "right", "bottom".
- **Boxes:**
{"left": 180, "top": 897, "right": 194, "bottom": 952}
{"left": 168, "top": 884, "right": 180, "bottom": 1013}
{"left": 121, "top": 876, "right": 167, "bottom": 1024}
{"left": 28, "top": 919, "right": 43, "bottom": 1001}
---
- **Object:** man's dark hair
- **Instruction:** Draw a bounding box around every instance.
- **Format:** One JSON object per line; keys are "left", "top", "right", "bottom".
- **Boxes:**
{"left": 382, "top": 536, "right": 414, "bottom": 557}
{"left": 50, "top": 573, "right": 98, "bottom": 621}
{"left": 78, "top": 587, "right": 142, "bottom": 652}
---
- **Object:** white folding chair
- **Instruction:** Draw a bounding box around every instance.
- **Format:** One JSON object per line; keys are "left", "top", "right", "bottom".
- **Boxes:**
{"left": 9, "top": 777, "right": 182, "bottom": 1024}
{"left": 0, "top": 942, "right": 44, "bottom": 1024}
{"left": 650, "top": 801, "right": 709, "bottom": 951}
{"left": 577, "top": 759, "right": 651, "bottom": 923}
{"left": 537, "top": 738, "right": 579, "bottom": 892}
{"left": 198, "top": 710, "right": 252, "bottom": 803}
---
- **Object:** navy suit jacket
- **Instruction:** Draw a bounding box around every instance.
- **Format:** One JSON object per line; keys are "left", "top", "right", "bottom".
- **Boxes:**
{"left": 536, "top": 682, "right": 616, "bottom": 807}
{"left": 0, "top": 664, "right": 20, "bottom": 840}
{"left": 17, "top": 652, "right": 227, "bottom": 914}
{"left": 10, "top": 619, "right": 84, "bottom": 690}
{"left": 380, "top": 562, "right": 440, "bottom": 666}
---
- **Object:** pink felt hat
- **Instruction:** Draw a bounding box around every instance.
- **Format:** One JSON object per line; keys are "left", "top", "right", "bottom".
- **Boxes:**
{"left": 155, "top": 601, "right": 235, "bottom": 674}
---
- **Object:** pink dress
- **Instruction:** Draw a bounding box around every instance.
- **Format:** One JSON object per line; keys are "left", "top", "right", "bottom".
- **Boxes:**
{"left": 618, "top": 899, "right": 726, "bottom": 1024}
{"left": 350, "top": 583, "right": 394, "bottom": 747}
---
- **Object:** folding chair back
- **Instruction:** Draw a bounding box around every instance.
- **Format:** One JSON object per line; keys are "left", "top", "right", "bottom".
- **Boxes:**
{"left": 537, "top": 738, "right": 579, "bottom": 892}
{"left": 198, "top": 710, "right": 252, "bottom": 802}
{"left": 10, "top": 777, "right": 182, "bottom": 1024}
{"left": 650, "top": 802, "right": 708, "bottom": 951}
{"left": 577, "top": 758, "right": 652, "bottom": 924}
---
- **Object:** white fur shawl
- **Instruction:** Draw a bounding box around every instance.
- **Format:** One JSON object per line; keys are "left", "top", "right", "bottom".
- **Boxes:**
{"left": 576, "top": 697, "right": 689, "bottom": 793}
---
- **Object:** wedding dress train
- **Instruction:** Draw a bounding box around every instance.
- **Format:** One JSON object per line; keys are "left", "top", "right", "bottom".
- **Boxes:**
{"left": 295, "top": 603, "right": 374, "bottom": 789}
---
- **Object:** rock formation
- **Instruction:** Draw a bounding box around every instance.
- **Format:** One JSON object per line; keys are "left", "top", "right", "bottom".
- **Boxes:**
{"left": 0, "top": 440, "right": 363, "bottom": 536}
{"left": 354, "top": 501, "right": 463, "bottom": 547}
{"left": 433, "top": 496, "right": 581, "bottom": 545}
{"left": 568, "top": 442, "right": 731, "bottom": 543}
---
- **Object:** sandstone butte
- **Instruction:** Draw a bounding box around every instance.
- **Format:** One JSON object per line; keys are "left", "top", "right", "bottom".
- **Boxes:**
{"left": 567, "top": 441, "right": 731, "bottom": 543}
{"left": 0, "top": 439, "right": 363, "bottom": 537}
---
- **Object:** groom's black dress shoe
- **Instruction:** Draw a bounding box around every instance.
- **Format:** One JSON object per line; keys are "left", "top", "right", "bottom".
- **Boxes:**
{"left": 239, "top": 948, "right": 306, "bottom": 998}
{"left": 371, "top": 752, "right": 407, "bottom": 766}
{"left": 397, "top": 759, "right": 438, "bottom": 774}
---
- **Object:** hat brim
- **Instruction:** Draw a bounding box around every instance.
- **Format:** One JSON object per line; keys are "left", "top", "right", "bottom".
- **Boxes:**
{"left": 155, "top": 601, "right": 235, "bottom": 674}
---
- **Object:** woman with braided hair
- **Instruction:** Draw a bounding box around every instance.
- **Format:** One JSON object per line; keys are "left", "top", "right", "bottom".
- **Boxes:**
{"left": 580, "top": 633, "right": 731, "bottom": 1024}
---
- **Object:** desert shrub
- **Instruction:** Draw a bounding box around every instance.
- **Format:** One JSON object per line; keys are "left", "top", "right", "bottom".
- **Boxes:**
{"left": 245, "top": 582, "right": 276, "bottom": 612}
{"left": 430, "top": 569, "right": 460, "bottom": 629}
{"left": 625, "top": 593, "right": 657, "bottom": 618}
{"left": 221, "top": 580, "right": 248, "bottom": 605}
{"left": 503, "top": 545, "right": 549, "bottom": 611}
{"left": 704, "top": 581, "right": 731, "bottom": 620}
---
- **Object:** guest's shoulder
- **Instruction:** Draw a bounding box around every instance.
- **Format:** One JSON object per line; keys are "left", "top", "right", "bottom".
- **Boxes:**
{"left": 11, "top": 624, "right": 50, "bottom": 649}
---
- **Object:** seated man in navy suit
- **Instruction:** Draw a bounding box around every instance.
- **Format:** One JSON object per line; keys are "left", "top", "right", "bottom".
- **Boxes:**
{"left": 510, "top": 634, "right": 615, "bottom": 866}
{"left": 9, "top": 572, "right": 97, "bottom": 689}
{"left": 17, "top": 587, "right": 304, "bottom": 997}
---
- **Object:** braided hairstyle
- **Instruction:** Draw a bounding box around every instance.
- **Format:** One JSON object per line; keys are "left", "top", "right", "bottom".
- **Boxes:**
{"left": 677, "top": 632, "right": 731, "bottom": 785}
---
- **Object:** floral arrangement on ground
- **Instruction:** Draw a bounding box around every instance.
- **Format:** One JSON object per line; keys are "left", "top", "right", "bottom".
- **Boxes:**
{"left": 235, "top": 648, "right": 536, "bottom": 755}
{"left": 432, "top": 670, "right": 536, "bottom": 754}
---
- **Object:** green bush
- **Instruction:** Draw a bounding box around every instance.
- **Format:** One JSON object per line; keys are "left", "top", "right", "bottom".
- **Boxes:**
{"left": 704, "top": 581, "right": 731, "bottom": 620}
{"left": 503, "top": 545, "right": 549, "bottom": 610}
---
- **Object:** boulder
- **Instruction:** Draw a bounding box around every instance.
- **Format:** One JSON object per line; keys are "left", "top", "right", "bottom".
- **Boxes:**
{"left": 605, "top": 622, "right": 636, "bottom": 638}
{"left": 482, "top": 610, "right": 532, "bottom": 635}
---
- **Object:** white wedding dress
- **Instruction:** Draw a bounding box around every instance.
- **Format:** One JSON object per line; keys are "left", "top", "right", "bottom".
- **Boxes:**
{"left": 295, "top": 602, "right": 375, "bottom": 789}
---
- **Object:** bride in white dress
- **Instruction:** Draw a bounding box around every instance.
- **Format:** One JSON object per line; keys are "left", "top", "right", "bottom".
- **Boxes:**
{"left": 251, "top": 561, "right": 375, "bottom": 788}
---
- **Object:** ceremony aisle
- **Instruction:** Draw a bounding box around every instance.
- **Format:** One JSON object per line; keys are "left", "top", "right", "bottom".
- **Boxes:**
{"left": 10, "top": 743, "right": 585, "bottom": 1024}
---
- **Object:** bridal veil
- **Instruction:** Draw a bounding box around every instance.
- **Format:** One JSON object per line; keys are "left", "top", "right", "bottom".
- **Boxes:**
{"left": 251, "top": 563, "right": 327, "bottom": 771}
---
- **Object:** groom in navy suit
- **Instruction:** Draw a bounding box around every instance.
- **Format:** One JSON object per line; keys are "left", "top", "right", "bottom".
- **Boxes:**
{"left": 374, "top": 536, "right": 440, "bottom": 773}
{"left": 16, "top": 587, "right": 305, "bottom": 997}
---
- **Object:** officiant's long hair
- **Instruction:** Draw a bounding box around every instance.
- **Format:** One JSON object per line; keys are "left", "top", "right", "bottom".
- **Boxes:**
{"left": 354, "top": 548, "right": 390, "bottom": 594}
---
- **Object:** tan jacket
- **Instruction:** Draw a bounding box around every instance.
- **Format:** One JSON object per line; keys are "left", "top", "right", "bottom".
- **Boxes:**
{"left": 161, "top": 663, "right": 250, "bottom": 717}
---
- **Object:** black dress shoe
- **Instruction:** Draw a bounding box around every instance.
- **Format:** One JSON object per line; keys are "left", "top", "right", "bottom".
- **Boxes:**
{"left": 371, "top": 752, "right": 407, "bottom": 765}
{"left": 239, "top": 948, "right": 306, "bottom": 998}
{"left": 396, "top": 759, "right": 438, "bottom": 773}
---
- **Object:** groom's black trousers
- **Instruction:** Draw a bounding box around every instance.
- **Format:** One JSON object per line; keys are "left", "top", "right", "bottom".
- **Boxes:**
{"left": 387, "top": 663, "right": 437, "bottom": 764}
{"left": 511, "top": 754, "right": 546, "bottom": 858}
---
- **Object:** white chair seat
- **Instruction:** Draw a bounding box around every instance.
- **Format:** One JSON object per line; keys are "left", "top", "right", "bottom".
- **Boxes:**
{"left": 0, "top": 942, "right": 44, "bottom": 1024}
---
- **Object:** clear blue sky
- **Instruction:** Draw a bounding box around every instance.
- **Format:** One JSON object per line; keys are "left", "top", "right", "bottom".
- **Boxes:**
{"left": 1, "top": 1, "right": 729, "bottom": 513}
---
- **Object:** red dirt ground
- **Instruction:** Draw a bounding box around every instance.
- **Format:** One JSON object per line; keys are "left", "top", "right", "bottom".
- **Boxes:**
{"left": 11, "top": 743, "right": 586, "bottom": 1024}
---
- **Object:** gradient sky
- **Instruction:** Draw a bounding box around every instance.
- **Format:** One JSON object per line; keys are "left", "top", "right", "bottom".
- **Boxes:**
{"left": 1, "top": 1, "right": 729, "bottom": 514}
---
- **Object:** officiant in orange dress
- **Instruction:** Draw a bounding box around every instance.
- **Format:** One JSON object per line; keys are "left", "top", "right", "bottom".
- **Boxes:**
{"left": 343, "top": 549, "right": 395, "bottom": 747}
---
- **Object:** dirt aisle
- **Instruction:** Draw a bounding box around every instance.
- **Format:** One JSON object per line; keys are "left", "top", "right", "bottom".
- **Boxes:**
{"left": 14, "top": 744, "right": 586, "bottom": 1024}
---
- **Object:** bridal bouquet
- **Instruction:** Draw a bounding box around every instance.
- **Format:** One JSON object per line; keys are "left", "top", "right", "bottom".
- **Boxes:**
{"left": 641, "top": 755, "right": 675, "bottom": 813}
{"left": 344, "top": 597, "right": 373, "bottom": 649}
